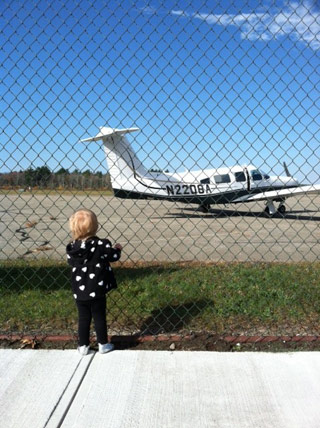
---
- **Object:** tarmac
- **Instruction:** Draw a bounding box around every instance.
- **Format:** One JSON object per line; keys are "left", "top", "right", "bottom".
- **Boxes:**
{"left": 2, "top": 193, "right": 320, "bottom": 262}
{"left": 1, "top": 349, "right": 320, "bottom": 428}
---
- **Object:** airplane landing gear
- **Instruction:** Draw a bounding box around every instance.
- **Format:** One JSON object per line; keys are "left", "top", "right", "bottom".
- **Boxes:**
{"left": 264, "top": 201, "right": 286, "bottom": 216}
{"left": 264, "top": 201, "right": 276, "bottom": 216}
{"left": 199, "top": 204, "right": 211, "bottom": 213}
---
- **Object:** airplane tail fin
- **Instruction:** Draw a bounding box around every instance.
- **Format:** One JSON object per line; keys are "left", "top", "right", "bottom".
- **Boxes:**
{"left": 81, "top": 127, "right": 149, "bottom": 195}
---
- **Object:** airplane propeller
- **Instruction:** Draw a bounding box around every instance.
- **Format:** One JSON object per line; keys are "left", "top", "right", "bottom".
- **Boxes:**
{"left": 283, "top": 161, "right": 291, "bottom": 177}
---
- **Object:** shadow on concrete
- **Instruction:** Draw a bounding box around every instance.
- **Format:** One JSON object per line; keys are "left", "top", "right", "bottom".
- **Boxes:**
{"left": 160, "top": 207, "right": 320, "bottom": 221}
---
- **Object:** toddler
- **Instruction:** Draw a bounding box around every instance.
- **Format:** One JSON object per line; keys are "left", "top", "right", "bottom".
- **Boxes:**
{"left": 66, "top": 209, "right": 122, "bottom": 355}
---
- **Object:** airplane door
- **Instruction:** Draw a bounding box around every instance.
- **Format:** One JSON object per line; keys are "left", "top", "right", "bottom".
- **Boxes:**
{"left": 249, "top": 169, "right": 264, "bottom": 190}
{"left": 244, "top": 167, "right": 250, "bottom": 191}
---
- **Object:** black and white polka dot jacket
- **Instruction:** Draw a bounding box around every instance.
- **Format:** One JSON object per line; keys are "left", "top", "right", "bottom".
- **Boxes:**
{"left": 66, "top": 236, "right": 121, "bottom": 301}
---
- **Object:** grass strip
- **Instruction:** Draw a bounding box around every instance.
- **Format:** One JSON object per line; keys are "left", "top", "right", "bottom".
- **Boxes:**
{"left": 0, "top": 260, "right": 319, "bottom": 336}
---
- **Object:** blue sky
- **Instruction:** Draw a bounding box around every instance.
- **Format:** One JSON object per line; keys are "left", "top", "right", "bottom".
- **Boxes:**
{"left": 1, "top": 0, "right": 320, "bottom": 183}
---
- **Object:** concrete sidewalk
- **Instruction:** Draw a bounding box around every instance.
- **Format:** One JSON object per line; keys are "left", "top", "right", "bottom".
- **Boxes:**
{"left": 0, "top": 350, "right": 320, "bottom": 428}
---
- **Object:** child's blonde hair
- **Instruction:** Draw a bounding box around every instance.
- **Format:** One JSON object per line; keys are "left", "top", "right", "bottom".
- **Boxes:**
{"left": 69, "top": 209, "right": 98, "bottom": 241}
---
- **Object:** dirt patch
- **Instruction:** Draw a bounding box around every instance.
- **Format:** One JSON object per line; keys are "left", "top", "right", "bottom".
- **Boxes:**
{"left": 2, "top": 333, "right": 320, "bottom": 352}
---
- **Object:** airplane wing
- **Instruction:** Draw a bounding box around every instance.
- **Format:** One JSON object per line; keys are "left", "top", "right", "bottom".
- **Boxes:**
{"left": 233, "top": 184, "right": 320, "bottom": 203}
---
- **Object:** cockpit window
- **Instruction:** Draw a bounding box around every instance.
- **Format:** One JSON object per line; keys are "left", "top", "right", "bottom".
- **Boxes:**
{"left": 235, "top": 171, "right": 246, "bottom": 182}
{"left": 250, "top": 170, "right": 263, "bottom": 181}
{"left": 200, "top": 178, "right": 210, "bottom": 184}
{"left": 261, "top": 170, "right": 270, "bottom": 179}
{"left": 214, "top": 174, "right": 231, "bottom": 184}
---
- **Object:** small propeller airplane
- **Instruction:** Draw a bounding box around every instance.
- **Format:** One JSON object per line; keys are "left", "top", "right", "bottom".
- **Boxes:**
{"left": 81, "top": 127, "right": 320, "bottom": 216}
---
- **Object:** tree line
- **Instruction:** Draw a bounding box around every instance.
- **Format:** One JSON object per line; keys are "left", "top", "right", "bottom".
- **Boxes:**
{"left": 0, "top": 166, "right": 112, "bottom": 190}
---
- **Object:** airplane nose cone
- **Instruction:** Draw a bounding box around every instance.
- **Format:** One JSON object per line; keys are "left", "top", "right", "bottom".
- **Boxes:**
{"left": 288, "top": 177, "right": 299, "bottom": 186}
{"left": 282, "top": 176, "right": 299, "bottom": 187}
{"left": 270, "top": 175, "right": 299, "bottom": 187}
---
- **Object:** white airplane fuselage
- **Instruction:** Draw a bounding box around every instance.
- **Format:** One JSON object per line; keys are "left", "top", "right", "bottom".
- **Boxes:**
{"left": 113, "top": 164, "right": 298, "bottom": 206}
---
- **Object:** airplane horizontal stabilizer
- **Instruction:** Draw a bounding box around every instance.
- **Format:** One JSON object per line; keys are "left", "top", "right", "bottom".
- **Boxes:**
{"left": 81, "top": 127, "right": 139, "bottom": 142}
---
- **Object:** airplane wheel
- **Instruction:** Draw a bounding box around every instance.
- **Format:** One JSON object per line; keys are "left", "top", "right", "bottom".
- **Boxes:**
{"left": 199, "top": 204, "right": 210, "bottom": 213}
{"left": 264, "top": 206, "right": 272, "bottom": 216}
{"left": 278, "top": 205, "right": 286, "bottom": 214}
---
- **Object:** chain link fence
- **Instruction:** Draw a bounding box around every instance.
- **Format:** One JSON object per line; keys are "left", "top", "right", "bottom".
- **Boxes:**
{"left": 1, "top": 1, "right": 320, "bottom": 343}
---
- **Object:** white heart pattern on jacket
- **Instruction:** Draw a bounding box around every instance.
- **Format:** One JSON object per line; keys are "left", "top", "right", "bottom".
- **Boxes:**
{"left": 76, "top": 276, "right": 81, "bottom": 281}
{"left": 89, "top": 273, "right": 95, "bottom": 279}
{"left": 96, "top": 263, "right": 101, "bottom": 268}
{"left": 98, "top": 240, "right": 103, "bottom": 245}
{"left": 79, "top": 285, "right": 85, "bottom": 291}
{"left": 98, "top": 281, "right": 104, "bottom": 286}
{"left": 89, "top": 292, "right": 96, "bottom": 298}
{"left": 91, "top": 247, "right": 95, "bottom": 252}
{"left": 82, "top": 267, "right": 87, "bottom": 272}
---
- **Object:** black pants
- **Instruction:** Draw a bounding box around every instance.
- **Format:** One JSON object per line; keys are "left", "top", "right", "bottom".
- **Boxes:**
{"left": 76, "top": 297, "right": 107, "bottom": 346}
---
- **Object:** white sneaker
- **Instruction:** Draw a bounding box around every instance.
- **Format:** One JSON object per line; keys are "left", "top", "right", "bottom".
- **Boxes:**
{"left": 77, "top": 345, "right": 90, "bottom": 356}
{"left": 99, "top": 343, "right": 114, "bottom": 354}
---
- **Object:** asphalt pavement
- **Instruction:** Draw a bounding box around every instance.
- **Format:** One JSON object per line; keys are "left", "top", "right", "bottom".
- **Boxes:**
{"left": 1, "top": 349, "right": 320, "bottom": 428}
{"left": 2, "top": 194, "right": 320, "bottom": 262}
